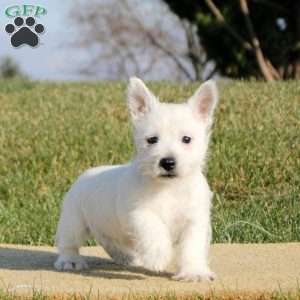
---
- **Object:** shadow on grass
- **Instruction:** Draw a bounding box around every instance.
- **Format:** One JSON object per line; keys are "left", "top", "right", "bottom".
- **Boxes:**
{"left": 0, "top": 246, "right": 172, "bottom": 281}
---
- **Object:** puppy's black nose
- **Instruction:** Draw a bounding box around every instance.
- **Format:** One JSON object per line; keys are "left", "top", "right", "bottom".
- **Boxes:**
{"left": 159, "top": 157, "right": 176, "bottom": 171}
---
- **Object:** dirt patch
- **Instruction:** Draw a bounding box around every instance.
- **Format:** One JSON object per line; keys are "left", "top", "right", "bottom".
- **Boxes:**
{"left": 0, "top": 243, "right": 299, "bottom": 297}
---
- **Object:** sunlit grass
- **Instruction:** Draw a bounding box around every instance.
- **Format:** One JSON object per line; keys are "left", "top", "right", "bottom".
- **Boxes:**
{"left": 0, "top": 287, "right": 299, "bottom": 300}
{"left": 0, "top": 79, "right": 299, "bottom": 245}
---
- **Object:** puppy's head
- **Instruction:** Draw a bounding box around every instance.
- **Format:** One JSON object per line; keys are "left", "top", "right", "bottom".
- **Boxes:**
{"left": 127, "top": 77, "right": 218, "bottom": 180}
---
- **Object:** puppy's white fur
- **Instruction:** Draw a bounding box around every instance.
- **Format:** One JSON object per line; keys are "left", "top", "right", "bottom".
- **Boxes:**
{"left": 54, "top": 78, "right": 218, "bottom": 282}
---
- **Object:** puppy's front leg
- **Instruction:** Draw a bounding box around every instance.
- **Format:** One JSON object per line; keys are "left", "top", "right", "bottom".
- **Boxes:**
{"left": 174, "top": 215, "right": 215, "bottom": 282}
{"left": 130, "top": 210, "right": 172, "bottom": 273}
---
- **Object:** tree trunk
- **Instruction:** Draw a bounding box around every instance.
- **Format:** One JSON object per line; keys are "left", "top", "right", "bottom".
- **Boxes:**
{"left": 239, "top": 0, "right": 275, "bottom": 82}
{"left": 292, "top": 2, "right": 300, "bottom": 79}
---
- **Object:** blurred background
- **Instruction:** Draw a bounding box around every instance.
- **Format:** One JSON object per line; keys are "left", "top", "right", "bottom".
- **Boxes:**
{"left": 1, "top": 0, "right": 299, "bottom": 81}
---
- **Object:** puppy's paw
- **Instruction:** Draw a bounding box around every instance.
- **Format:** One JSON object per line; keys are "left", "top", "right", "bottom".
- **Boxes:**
{"left": 54, "top": 256, "right": 88, "bottom": 271}
{"left": 143, "top": 260, "right": 166, "bottom": 273}
{"left": 132, "top": 255, "right": 166, "bottom": 273}
{"left": 172, "top": 269, "right": 216, "bottom": 282}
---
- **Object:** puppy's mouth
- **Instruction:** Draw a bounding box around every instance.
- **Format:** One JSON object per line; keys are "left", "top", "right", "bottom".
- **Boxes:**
{"left": 159, "top": 173, "right": 178, "bottom": 179}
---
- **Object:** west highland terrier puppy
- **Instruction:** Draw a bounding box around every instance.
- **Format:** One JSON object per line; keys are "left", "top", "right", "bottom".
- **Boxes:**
{"left": 54, "top": 78, "right": 218, "bottom": 282}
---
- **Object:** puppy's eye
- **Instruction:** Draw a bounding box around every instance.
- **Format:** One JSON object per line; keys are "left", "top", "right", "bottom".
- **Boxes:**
{"left": 146, "top": 136, "right": 159, "bottom": 144}
{"left": 182, "top": 136, "right": 192, "bottom": 144}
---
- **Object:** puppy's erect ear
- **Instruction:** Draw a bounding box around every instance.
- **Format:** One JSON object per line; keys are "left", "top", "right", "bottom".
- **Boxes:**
{"left": 188, "top": 80, "right": 218, "bottom": 122}
{"left": 127, "top": 77, "right": 158, "bottom": 121}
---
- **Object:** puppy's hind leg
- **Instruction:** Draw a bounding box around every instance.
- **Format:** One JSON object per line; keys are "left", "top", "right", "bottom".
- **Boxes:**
{"left": 54, "top": 196, "right": 89, "bottom": 271}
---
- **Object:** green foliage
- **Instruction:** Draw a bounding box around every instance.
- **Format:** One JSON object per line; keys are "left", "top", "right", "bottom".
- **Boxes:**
{"left": 0, "top": 57, "right": 25, "bottom": 79}
{"left": 0, "top": 80, "right": 299, "bottom": 245}
{"left": 165, "top": 1, "right": 300, "bottom": 79}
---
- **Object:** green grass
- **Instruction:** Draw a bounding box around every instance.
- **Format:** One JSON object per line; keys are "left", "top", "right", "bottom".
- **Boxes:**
{"left": 0, "top": 79, "right": 299, "bottom": 245}
{"left": 0, "top": 287, "right": 299, "bottom": 300}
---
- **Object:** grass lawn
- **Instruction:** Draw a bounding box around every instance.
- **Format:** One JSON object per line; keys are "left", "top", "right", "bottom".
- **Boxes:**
{"left": 0, "top": 79, "right": 299, "bottom": 245}
{"left": 0, "top": 290, "right": 299, "bottom": 300}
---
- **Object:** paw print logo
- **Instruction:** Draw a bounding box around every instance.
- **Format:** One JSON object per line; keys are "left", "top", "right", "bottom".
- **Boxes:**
{"left": 5, "top": 16, "right": 44, "bottom": 47}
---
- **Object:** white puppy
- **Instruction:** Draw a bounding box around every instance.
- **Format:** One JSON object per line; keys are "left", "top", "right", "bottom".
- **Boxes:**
{"left": 54, "top": 78, "right": 218, "bottom": 282}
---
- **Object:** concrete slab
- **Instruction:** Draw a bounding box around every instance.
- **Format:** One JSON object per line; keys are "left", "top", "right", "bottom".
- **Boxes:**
{"left": 0, "top": 243, "right": 299, "bottom": 297}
